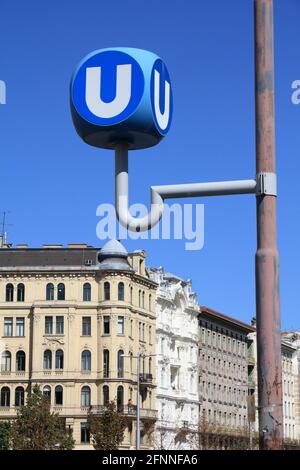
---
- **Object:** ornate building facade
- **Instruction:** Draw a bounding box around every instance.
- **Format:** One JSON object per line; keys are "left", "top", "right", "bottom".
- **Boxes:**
{"left": 148, "top": 267, "right": 199, "bottom": 450}
{"left": 0, "top": 240, "right": 157, "bottom": 449}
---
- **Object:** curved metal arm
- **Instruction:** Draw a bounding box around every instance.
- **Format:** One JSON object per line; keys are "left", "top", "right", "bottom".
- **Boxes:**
{"left": 115, "top": 143, "right": 257, "bottom": 232}
{"left": 115, "top": 143, "right": 164, "bottom": 232}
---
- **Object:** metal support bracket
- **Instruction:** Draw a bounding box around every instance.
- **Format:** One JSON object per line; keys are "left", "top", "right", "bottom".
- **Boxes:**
{"left": 256, "top": 172, "right": 277, "bottom": 196}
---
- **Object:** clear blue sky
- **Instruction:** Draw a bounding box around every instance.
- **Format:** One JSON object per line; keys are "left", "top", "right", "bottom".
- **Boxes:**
{"left": 0, "top": 0, "right": 299, "bottom": 329}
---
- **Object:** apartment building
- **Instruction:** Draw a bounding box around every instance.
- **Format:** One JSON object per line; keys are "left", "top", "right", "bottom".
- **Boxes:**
{"left": 198, "top": 307, "right": 256, "bottom": 431}
{"left": 249, "top": 330, "right": 300, "bottom": 441}
{"left": 0, "top": 240, "right": 157, "bottom": 449}
{"left": 148, "top": 267, "right": 199, "bottom": 450}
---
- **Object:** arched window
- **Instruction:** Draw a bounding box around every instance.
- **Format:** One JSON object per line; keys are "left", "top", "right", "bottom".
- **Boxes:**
{"left": 117, "top": 350, "right": 124, "bottom": 378}
{"left": 103, "top": 349, "right": 109, "bottom": 378}
{"left": 54, "top": 385, "right": 63, "bottom": 405}
{"left": 149, "top": 294, "right": 152, "bottom": 311}
{"left": 138, "top": 290, "right": 141, "bottom": 307}
{"left": 118, "top": 282, "right": 124, "bottom": 301}
{"left": 104, "top": 282, "right": 110, "bottom": 300}
{"left": 117, "top": 385, "right": 124, "bottom": 412}
{"left": 1, "top": 351, "right": 11, "bottom": 372}
{"left": 6, "top": 284, "right": 14, "bottom": 302}
{"left": 149, "top": 357, "right": 152, "bottom": 375}
{"left": 46, "top": 283, "right": 54, "bottom": 301}
{"left": 57, "top": 283, "right": 65, "bottom": 301}
{"left": 17, "top": 283, "right": 25, "bottom": 302}
{"left": 83, "top": 283, "right": 91, "bottom": 301}
{"left": 81, "top": 350, "right": 91, "bottom": 371}
{"left": 43, "top": 385, "right": 51, "bottom": 400}
{"left": 55, "top": 349, "right": 64, "bottom": 370}
{"left": 43, "top": 350, "right": 52, "bottom": 370}
{"left": 81, "top": 386, "right": 91, "bottom": 407}
{"left": 15, "top": 387, "right": 24, "bottom": 407}
{"left": 1, "top": 387, "right": 10, "bottom": 407}
{"left": 103, "top": 385, "right": 109, "bottom": 406}
{"left": 142, "top": 291, "right": 145, "bottom": 308}
{"left": 16, "top": 351, "right": 25, "bottom": 371}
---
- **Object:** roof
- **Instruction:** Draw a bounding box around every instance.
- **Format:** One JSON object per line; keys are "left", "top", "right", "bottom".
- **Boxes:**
{"left": 200, "top": 305, "right": 256, "bottom": 333}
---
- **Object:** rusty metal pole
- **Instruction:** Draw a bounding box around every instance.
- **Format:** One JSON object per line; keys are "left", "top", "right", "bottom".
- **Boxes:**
{"left": 254, "top": 0, "right": 283, "bottom": 450}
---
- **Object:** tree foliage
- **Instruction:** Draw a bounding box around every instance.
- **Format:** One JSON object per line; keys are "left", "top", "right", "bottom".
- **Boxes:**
{"left": 11, "top": 384, "right": 74, "bottom": 450}
{"left": 87, "top": 401, "right": 126, "bottom": 450}
{"left": 0, "top": 421, "right": 12, "bottom": 450}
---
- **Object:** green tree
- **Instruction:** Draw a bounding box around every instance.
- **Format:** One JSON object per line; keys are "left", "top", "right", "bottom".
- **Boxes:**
{"left": 11, "top": 384, "right": 74, "bottom": 450}
{"left": 87, "top": 401, "right": 126, "bottom": 450}
{"left": 0, "top": 421, "right": 12, "bottom": 450}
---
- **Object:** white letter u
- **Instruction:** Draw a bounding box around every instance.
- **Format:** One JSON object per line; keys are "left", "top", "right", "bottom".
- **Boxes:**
{"left": 154, "top": 69, "right": 170, "bottom": 130}
{"left": 85, "top": 64, "right": 132, "bottom": 118}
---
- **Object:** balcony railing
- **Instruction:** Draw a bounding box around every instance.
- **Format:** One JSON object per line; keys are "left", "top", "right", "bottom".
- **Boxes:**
{"left": 139, "top": 373, "right": 153, "bottom": 384}
{"left": 90, "top": 405, "right": 157, "bottom": 419}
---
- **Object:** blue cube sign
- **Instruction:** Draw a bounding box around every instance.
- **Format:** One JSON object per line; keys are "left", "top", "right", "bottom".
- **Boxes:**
{"left": 70, "top": 47, "right": 173, "bottom": 150}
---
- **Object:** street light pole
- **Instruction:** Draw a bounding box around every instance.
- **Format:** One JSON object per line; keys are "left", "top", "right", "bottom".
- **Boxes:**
{"left": 136, "top": 352, "right": 140, "bottom": 450}
{"left": 254, "top": 0, "right": 283, "bottom": 450}
{"left": 122, "top": 352, "right": 157, "bottom": 450}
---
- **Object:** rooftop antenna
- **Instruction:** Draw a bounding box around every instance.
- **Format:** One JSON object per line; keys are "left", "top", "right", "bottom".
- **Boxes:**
{"left": 0, "top": 211, "right": 11, "bottom": 247}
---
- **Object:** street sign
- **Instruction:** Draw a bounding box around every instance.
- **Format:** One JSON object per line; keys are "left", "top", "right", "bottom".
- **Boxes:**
{"left": 70, "top": 47, "right": 173, "bottom": 150}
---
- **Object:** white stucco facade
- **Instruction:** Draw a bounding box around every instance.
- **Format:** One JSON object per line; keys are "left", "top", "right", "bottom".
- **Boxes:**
{"left": 148, "top": 267, "right": 199, "bottom": 450}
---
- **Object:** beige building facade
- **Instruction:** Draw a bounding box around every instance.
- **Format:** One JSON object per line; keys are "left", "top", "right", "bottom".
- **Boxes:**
{"left": 198, "top": 307, "right": 255, "bottom": 431}
{"left": 0, "top": 240, "right": 157, "bottom": 449}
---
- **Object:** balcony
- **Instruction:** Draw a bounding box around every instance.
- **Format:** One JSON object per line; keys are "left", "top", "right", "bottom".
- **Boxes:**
{"left": 139, "top": 373, "right": 153, "bottom": 385}
{"left": 89, "top": 405, "right": 157, "bottom": 420}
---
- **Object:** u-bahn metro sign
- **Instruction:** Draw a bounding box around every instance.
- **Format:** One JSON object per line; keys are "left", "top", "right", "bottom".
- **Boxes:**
{"left": 70, "top": 47, "right": 173, "bottom": 150}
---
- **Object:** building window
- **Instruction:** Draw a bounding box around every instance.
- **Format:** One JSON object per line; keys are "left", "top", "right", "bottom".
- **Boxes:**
{"left": 55, "top": 349, "right": 64, "bottom": 369}
{"left": 104, "top": 282, "right": 110, "bottom": 300}
{"left": 57, "top": 283, "right": 65, "bottom": 301}
{"left": 1, "top": 351, "right": 11, "bottom": 371}
{"left": 103, "top": 385, "right": 109, "bottom": 406}
{"left": 138, "top": 290, "right": 141, "bottom": 307}
{"left": 43, "top": 350, "right": 52, "bottom": 370}
{"left": 54, "top": 385, "right": 63, "bottom": 405}
{"left": 45, "top": 316, "right": 53, "bottom": 335}
{"left": 46, "top": 283, "right": 54, "bottom": 301}
{"left": 0, "top": 387, "right": 10, "bottom": 407}
{"left": 103, "top": 316, "right": 110, "bottom": 335}
{"left": 81, "top": 350, "right": 91, "bottom": 371}
{"left": 4, "top": 317, "right": 13, "bottom": 336}
{"left": 82, "top": 317, "right": 91, "bottom": 336}
{"left": 16, "top": 317, "right": 25, "bottom": 337}
{"left": 117, "top": 385, "right": 124, "bottom": 412}
{"left": 130, "top": 353, "right": 133, "bottom": 373}
{"left": 80, "top": 422, "right": 90, "bottom": 444}
{"left": 117, "top": 316, "right": 124, "bottom": 335}
{"left": 103, "top": 349, "right": 109, "bottom": 378}
{"left": 81, "top": 386, "right": 91, "bottom": 407}
{"left": 43, "top": 385, "right": 51, "bottom": 400}
{"left": 56, "top": 316, "right": 64, "bottom": 335}
{"left": 118, "top": 350, "right": 124, "bottom": 378}
{"left": 149, "top": 294, "right": 152, "bottom": 311}
{"left": 142, "top": 291, "right": 145, "bottom": 308}
{"left": 16, "top": 351, "right": 25, "bottom": 371}
{"left": 149, "top": 357, "right": 152, "bottom": 374}
{"left": 15, "top": 387, "right": 24, "bottom": 407}
{"left": 83, "top": 283, "right": 91, "bottom": 301}
{"left": 118, "top": 282, "right": 125, "bottom": 301}
{"left": 130, "top": 287, "right": 133, "bottom": 304}
{"left": 6, "top": 284, "right": 14, "bottom": 302}
{"left": 17, "top": 283, "right": 25, "bottom": 302}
